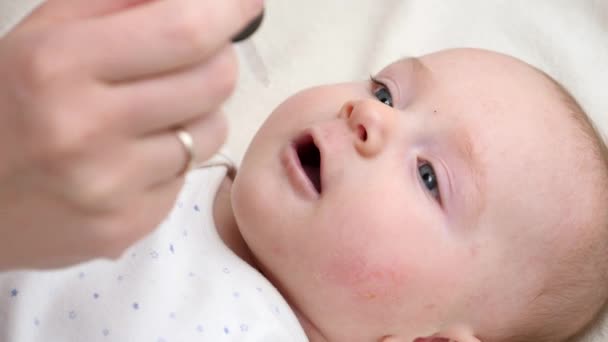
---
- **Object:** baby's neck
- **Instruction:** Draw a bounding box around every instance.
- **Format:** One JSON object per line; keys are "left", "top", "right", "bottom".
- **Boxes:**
{"left": 212, "top": 175, "right": 258, "bottom": 267}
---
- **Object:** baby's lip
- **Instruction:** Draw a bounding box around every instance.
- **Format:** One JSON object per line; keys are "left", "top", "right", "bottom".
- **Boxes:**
{"left": 297, "top": 128, "right": 326, "bottom": 193}
{"left": 280, "top": 132, "right": 321, "bottom": 201}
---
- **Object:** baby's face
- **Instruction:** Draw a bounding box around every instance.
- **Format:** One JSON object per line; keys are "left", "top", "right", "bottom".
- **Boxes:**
{"left": 232, "top": 49, "right": 593, "bottom": 340}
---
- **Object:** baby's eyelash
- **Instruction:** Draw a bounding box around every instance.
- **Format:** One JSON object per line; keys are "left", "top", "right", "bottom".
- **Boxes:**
{"left": 369, "top": 75, "right": 388, "bottom": 89}
{"left": 369, "top": 75, "right": 394, "bottom": 107}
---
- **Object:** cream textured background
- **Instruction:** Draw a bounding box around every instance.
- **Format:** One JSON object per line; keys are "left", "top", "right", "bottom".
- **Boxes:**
{"left": 1, "top": 0, "right": 607, "bottom": 339}
{"left": 225, "top": 0, "right": 608, "bottom": 162}
{"left": 2, "top": 1, "right": 605, "bottom": 162}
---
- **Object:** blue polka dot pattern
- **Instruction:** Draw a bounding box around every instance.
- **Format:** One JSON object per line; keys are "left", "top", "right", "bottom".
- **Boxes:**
{"left": 0, "top": 161, "right": 308, "bottom": 341}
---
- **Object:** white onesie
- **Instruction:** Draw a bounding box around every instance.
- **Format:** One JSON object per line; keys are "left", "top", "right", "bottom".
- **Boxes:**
{"left": 0, "top": 156, "right": 308, "bottom": 342}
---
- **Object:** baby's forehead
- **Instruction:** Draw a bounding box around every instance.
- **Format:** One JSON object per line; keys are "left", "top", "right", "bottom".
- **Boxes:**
{"left": 410, "top": 49, "right": 580, "bottom": 141}
{"left": 378, "top": 49, "right": 594, "bottom": 191}
{"left": 418, "top": 48, "right": 544, "bottom": 76}
{"left": 402, "top": 49, "right": 597, "bottom": 229}
{"left": 382, "top": 49, "right": 564, "bottom": 120}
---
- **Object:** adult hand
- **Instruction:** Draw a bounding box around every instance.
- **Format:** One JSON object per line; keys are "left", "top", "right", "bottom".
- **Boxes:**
{"left": 0, "top": 0, "right": 262, "bottom": 270}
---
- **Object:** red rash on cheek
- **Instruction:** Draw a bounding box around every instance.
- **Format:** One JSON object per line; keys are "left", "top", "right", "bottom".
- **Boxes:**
{"left": 322, "top": 254, "right": 409, "bottom": 301}
{"left": 271, "top": 245, "right": 284, "bottom": 257}
{"left": 469, "top": 242, "right": 480, "bottom": 258}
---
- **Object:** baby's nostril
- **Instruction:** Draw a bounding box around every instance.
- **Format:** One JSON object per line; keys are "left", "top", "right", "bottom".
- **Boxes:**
{"left": 343, "top": 104, "right": 354, "bottom": 119}
{"left": 357, "top": 124, "right": 368, "bottom": 141}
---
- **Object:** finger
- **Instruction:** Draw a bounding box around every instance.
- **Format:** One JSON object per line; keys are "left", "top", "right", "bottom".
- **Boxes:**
{"left": 27, "top": 0, "right": 155, "bottom": 25}
{"left": 111, "top": 46, "right": 237, "bottom": 136}
{"left": 142, "top": 176, "right": 185, "bottom": 232}
{"left": 133, "top": 111, "right": 228, "bottom": 188}
{"left": 84, "top": 0, "right": 263, "bottom": 81}
{"left": 112, "top": 176, "right": 185, "bottom": 255}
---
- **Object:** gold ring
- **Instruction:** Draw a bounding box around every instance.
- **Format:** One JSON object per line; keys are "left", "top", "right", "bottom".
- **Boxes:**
{"left": 176, "top": 128, "right": 195, "bottom": 175}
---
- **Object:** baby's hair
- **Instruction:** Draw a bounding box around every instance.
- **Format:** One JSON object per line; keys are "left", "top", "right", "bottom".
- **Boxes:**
{"left": 553, "top": 83, "right": 608, "bottom": 342}
{"left": 487, "top": 69, "right": 608, "bottom": 342}
{"left": 522, "top": 74, "right": 608, "bottom": 342}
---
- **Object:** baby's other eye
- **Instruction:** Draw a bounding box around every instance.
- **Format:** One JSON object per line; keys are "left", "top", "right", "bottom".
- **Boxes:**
{"left": 370, "top": 76, "right": 393, "bottom": 107}
{"left": 418, "top": 162, "right": 440, "bottom": 201}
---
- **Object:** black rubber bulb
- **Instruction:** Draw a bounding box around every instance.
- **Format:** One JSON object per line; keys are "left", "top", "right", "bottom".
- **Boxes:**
{"left": 231, "top": 9, "right": 264, "bottom": 43}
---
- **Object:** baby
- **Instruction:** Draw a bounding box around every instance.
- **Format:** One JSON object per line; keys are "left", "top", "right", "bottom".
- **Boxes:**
{"left": 228, "top": 47, "right": 608, "bottom": 341}
{"left": 1, "top": 48, "right": 607, "bottom": 342}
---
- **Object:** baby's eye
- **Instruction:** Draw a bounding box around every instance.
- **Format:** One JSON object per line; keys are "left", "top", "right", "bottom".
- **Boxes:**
{"left": 370, "top": 76, "right": 393, "bottom": 107}
{"left": 418, "top": 162, "right": 440, "bottom": 201}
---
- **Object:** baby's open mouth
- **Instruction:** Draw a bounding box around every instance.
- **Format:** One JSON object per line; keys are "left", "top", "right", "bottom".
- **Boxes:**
{"left": 295, "top": 134, "right": 322, "bottom": 194}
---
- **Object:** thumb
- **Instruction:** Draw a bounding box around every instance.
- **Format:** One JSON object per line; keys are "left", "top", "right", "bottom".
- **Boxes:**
{"left": 26, "top": 0, "right": 156, "bottom": 25}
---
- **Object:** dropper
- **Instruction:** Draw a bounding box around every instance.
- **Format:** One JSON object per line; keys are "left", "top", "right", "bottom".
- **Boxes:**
{"left": 231, "top": 8, "right": 269, "bottom": 86}
{"left": 232, "top": 9, "right": 264, "bottom": 43}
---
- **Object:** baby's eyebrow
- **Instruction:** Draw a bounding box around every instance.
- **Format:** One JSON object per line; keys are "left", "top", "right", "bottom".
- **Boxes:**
{"left": 455, "top": 129, "right": 486, "bottom": 218}
{"left": 462, "top": 132, "right": 484, "bottom": 195}
{"left": 410, "top": 57, "right": 428, "bottom": 74}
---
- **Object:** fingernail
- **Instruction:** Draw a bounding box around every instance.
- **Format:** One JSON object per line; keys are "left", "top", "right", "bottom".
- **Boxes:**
{"left": 232, "top": 8, "right": 264, "bottom": 42}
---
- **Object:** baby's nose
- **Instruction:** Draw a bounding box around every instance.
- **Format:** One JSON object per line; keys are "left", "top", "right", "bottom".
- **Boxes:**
{"left": 338, "top": 99, "right": 396, "bottom": 157}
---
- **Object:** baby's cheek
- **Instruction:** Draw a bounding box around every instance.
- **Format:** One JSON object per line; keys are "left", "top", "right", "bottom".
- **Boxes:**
{"left": 321, "top": 251, "right": 410, "bottom": 302}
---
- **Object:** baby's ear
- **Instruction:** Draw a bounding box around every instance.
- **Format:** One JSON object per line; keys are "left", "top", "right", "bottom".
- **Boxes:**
{"left": 379, "top": 325, "right": 481, "bottom": 342}
{"left": 408, "top": 336, "right": 481, "bottom": 342}
{"left": 410, "top": 325, "right": 482, "bottom": 342}
{"left": 380, "top": 334, "right": 481, "bottom": 342}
